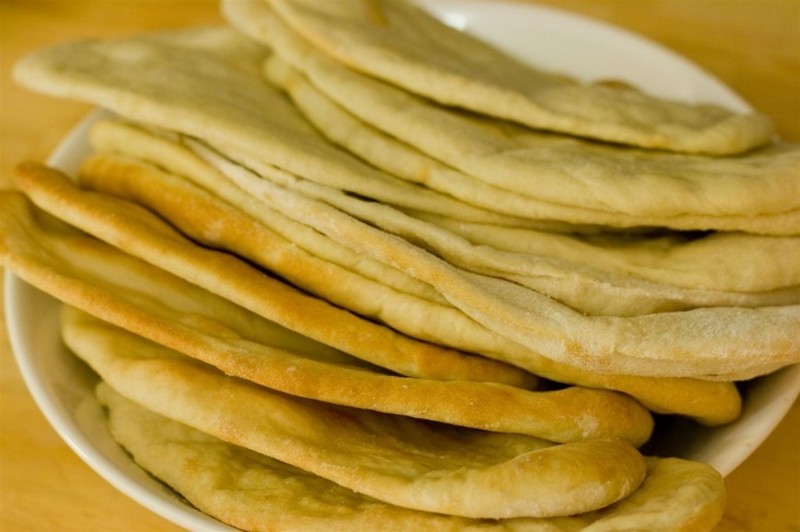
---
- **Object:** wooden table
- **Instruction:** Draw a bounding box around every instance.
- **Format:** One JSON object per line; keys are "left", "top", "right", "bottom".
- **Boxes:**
{"left": 1, "top": 1, "right": 798, "bottom": 530}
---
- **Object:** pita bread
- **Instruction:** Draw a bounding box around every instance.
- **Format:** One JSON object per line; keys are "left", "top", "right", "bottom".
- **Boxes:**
{"left": 85, "top": 122, "right": 799, "bottom": 319}
{"left": 190, "top": 144, "right": 800, "bottom": 381}
{"left": 11, "top": 26, "right": 531, "bottom": 228}
{"left": 98, "top": 382, "right": 478, "bottom": 531}
{"left": 11, "top": 167, "right": 530, "bottom": 386}
{"left": 0, "top": 195, "right": 370, "bottom": 368}
{"left": 1, "top": 190, "right": 661, "bottom": 443}
{"left": 78, "top": 148, "right": 550, "bottom": 363}
{"left": 1, "top": 11, "right": 758, "bottom": 529}
{"left": 259, "top": 52, "right": 599, "bottom": 232}
{"left": 77, "top": 127, "right": 742, "bottom": 424}
{"left": 89, "top": 119, "right": 449, "bottom": 308}
{"left": 260, "top": 58, "right": 800, "bottom": 298}
{"left": 406, "top": 213, "right": 800, "bottom": 294}
{"left": 190, "top": 123, "right": 798, "bottom": 317}
{"left": 265, "top": 0, "right": 772, "bottom": 155}
{"left": 0, "top": 193, "right": 725, "bottom": 527}
{"left": 99, "top": 381, "right": 725, "bottom": 531}
{"left": 62, "top": 306, "right": 647, "bottom": 519}
{"left": 234, "top": 1, "right": 800, "bottom": 234}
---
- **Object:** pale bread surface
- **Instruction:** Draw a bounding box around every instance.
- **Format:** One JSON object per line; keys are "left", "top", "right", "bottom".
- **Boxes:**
{"left": 85, "top": 121, "right": 799, "bottom": 319}
{"left": 0, "top": 189, "right": 661, "bottom": 443}
{"left": 407, "top": 213, "right": 800, "bottom": 294}
{"left": 191, "top": 144, "right": 800, "bottom": 380}
{"left": 99, "top": 381, "right": 725, "bottom": 531}
{"left": 257, "top": 50, "right": 798, "bottom": 236}
{"left": 89, "top": 119, "right": 448, "bottom": 307}
{"left": 62, "top": 306, "right": 647, "bottom": 519}
{"left": 73, "top": 134, "right": 741, "bottom": 424}
{"left": 188, "top": 111, "right": 798, "bottom": 317}
{"left": 231, "top": 1, "right": 800, "bottom": 234}
{"left": 11, "top": 26, "right": 530, "bottom": 228}
{"left": 260, "top": 56, "right": 800, "bottom": 292}
{"left": 232, "top": 67, "right": 800, "bottom": 316}
{"left": 266, "top": 0, "right": 772, "bottom": 155}
{"left": 11, "top": 167, "right": 530, "bottom": 385}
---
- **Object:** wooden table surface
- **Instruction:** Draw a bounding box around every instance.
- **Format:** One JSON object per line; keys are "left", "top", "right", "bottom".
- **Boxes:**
{"left": 1, "top": 1, "right": 798, "bottom": 530}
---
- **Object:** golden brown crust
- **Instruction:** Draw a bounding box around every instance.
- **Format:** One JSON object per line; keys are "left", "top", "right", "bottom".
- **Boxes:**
{"left": 64, "top": 307, "right": 647, "bottom": 519}
{"left": 81, "top": 124, "right": 742, "bottom": 425}
{"left": 12, "top": 163, "right": 532, "bottom": 386}
{"left": 1, "top": 187, "right": 657, "bottom": 444}
{"left": 191, "top": 142, "right": 799, "bottom": 381}
{"left": 101, "top": 383, "right": 725, "bottom": 531}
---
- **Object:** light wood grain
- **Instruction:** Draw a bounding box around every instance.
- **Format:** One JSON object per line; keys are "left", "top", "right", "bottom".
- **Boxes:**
{"left": 1, "top": 1, "right": 798, "bottom": 531}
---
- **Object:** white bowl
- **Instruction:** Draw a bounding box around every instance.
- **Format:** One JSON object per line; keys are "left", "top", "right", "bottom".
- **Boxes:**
{"left": 6, "top": 1, "right": 800, "bottom": 529}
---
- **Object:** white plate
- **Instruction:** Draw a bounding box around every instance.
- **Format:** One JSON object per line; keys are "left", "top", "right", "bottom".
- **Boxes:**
{"left": 6, "top": 1, "right": 800, "bottom": 529}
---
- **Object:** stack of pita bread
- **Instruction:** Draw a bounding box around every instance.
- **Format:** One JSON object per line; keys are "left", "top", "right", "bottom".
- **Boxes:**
{"left": 3, "top": 0, "right": 799, "bottom": 529}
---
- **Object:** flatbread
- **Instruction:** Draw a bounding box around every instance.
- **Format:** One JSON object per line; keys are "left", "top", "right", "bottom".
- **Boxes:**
{"left": 10, "top": 169, "right": 530, "bottom": 386}
{"left": 187, "top": 124, "right": 798, "bottom": 317}
{"left": 0, "top": 10, "right": 754, "bottom": 529}
{"left": 406, "top": 213, "right": 800, "bottom": 294}
{"left": 11, "top": 26, "right": 530, "bottom": 228}
{"left": 0, "top": 190, "right": 661, "bottom": 443}
{"left": 190, "top": 144, "right": 800, "bottom": 381}
{"left": 261, "top": 57, "right": 800, "bottom": 298}
{"left": 260, "top": 50, "right": 603, "bottom": 231}
{"left": 266, "top": 0, "right": 772, "bottom": 155}
{"left": 73, "top": 132, "right": 743, "bottom": 424}
{"left": 99, "top": 381, "right": 725, "bottom": 531}
{"left": 62, "top": 305, "right": 647, "bottom": 519}
{"left": 84, "top": 122, "right": 799, "bottom": 319}
{"left": 98, "top": 382, "right": 478, "bottom": 531}
{"left": 85, "top": 120, "right": 490, "bottom": 343}
{"left": 89, "top": 118, "right": 448, "bottom": 307}
{"left": 232, "top": 1, "right": 800, "bottom": 234}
